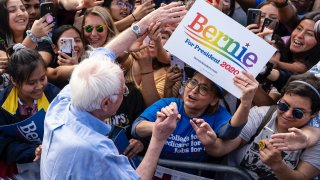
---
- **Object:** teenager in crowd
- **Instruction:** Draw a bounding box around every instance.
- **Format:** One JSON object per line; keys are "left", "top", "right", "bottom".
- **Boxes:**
{"left": 0, "top": 48, "right": 60, "bottom": 179}
{"left": 195, "top": 73, "right": 320, "bottom": 179}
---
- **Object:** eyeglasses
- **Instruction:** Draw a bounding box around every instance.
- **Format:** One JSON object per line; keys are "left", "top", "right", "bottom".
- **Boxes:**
{"left": 113, "top": 86, "right": 130, "bottom": 97}
{"left": 185, "top": 79, "right": 212, "bottom": 96}
{"left": 277, "top": 100, "right": 311, "bottom": 119}
{"left": 113, "top": 0, "right": 133, "bottom": 12}
{"left": 83, "top": 25, "right": 107, "bottom": 33}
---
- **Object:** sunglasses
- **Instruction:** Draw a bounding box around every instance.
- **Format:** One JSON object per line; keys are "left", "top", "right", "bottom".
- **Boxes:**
{"left": 83, "top": 25, "right": 107, "bottom": 33}
{"left": 277, "top": 100, "right": 311, "bottom": 119}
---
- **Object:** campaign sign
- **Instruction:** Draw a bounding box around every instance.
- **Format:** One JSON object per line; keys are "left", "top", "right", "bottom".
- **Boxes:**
{"left": 0, "top": 109, "right": 46, "bottom": 145}
{"left": 164, "top": 0, "right": 276, "bottom": 98}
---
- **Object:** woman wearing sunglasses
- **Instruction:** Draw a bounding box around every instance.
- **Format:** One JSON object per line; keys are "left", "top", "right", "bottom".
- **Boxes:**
{"left": 194, "top": 73, "right": 320, "bottom": 179}
{"left": 132, "top": 71, "right": 259, "bottom": 176}
{"left": 82, "top": 6, "right": 119, "bottom": 48}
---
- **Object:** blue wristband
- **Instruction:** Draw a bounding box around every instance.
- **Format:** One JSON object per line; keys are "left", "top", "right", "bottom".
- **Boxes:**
{"left": 26, "top": 30, "right": 43, "bottom": 43}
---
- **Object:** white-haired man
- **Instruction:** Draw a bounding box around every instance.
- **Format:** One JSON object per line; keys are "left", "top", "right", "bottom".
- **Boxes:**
{"left": 41, "top": 57, "right": 180, "bottom": 179}
{"left": 40, "top": 2, "right": 186, "bottom": 179}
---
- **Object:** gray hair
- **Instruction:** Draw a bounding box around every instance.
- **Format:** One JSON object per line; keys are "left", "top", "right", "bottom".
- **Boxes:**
{"left": 70, "top": 56, "right": 123, "bottom": 111}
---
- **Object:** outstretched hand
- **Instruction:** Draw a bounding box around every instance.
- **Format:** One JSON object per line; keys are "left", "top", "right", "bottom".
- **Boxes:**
{"left": 190, "top": 118, "right": 217, "bottom": 146}
{"left": 233, "top": 71, "right": 259, "bottom": 107}
{"left": 153, "top": 102, "right": 180, "bottom": 142}
{"left": 123, "top": 138, "right": 144, "bottom": 159}
{"left": 270, "top": 127, "right": 308, "bottom": 151}
{"left": 33, "top": 145, "right": 42, "bottom": 161}
{"left": 76, "top": 0, "right": 103, "bottom": 10}
{"left": 139, "top": 1, "right": 186, "bottom": 34}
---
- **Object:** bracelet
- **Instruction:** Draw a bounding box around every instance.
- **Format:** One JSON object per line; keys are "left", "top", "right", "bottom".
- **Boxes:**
{"left": 26, "top": 30, "right": 43, "bottom": 43}
{"left": 140, "top": 71, "right": 153, "bottom": 75}
{"left": 275, "top": 0, "right": 288, "bottom": 8}
{"left": 131, "top": 14, "right": 137, "bottom": 21}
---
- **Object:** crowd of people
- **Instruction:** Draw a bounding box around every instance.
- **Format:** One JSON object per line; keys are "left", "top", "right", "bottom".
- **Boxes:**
{"left": 0, "top": 0, "right": 319, "bottom": 179}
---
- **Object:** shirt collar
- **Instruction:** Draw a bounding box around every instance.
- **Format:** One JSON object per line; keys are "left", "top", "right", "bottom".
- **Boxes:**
{"left": 69, "top": 105, "right": 111, "bottom": 136}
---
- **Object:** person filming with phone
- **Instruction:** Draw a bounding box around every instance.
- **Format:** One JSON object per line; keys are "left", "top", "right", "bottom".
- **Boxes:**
{"left": 194, "top": 73, "right": 320, "bottom": 179}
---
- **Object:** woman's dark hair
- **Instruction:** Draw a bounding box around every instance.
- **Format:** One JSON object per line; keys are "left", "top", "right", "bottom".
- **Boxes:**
{"left": 281, "top": 73, "right": 320, "bottom": 114}
{"left": 227, "top": 0, "right": 235, "bottom": 17}
{"left": 8, "top": 48, "right": 46, "bottom": 86}
{"left": 0, "top": 0, "right": 11, "bottom": 49}
{"left": 283, "top": 11, "right": 320, "bottom": 69}
{"left": 52, "top": 25, "right": 84, "bottom": 46}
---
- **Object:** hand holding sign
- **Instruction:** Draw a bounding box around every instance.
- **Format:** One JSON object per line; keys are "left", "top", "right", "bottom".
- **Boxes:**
{"left": 164, "top": 0, "right": 276, "bottom": 98}
{"left": 233, "top": 71, "right": 259, "bottom": 107}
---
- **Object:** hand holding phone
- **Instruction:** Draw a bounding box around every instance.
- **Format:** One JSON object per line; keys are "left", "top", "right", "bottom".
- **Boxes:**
{"left": 261, "top": 126, "right": 274, "bottom": 140}
{"left": 40, "top": 2, "right": 55, "bottom": 23}
{"left": 59, "top": 38, "right": 74, "bottom": 58}
{"left": 170, "top": 55, "right": 185, "bottom": 74}
{"left": 261, "top": 17, "right": 278, "bottom": 41}
{"left": 247, "top": 8, "right": 261, "bottom": 26}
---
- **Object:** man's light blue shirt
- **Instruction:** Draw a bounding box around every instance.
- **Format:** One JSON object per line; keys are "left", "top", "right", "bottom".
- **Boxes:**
{"left": 40, "top": 85, "right": 140, "bottom": 179}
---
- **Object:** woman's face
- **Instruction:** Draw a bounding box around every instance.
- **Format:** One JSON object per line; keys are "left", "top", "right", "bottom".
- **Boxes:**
{"left": 290, "top": 19, "right": 317, "bottom": 54}
{"left": 277, "top": 93, "right": 314, "bottom": 133}
{"left": 17, "top": 63, "right": 47, "bottom": 103}
{"left": 110, "top": 0, "right": 133, "bottom": 21}
{"left": 58, "top": 29, "right": 85, "bottom": 60}
{"left": 83, "top": 14, "right": 108, "bottom": 47}
{"left": 260, "top": 4, "right": 279, "bottom": 25}
{"left": 183, "top": 73, "right": 219, "bottom": 115}
{"left": 7, "top": 0, "right": 29, "bottom": 34}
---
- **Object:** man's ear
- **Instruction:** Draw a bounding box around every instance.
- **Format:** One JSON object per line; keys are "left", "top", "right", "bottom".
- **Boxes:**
{"left": 100, "top": 97, "right": 110, "bottom": 112}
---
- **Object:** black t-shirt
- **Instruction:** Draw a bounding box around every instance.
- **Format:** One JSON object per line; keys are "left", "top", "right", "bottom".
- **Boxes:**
{"left": 0, "top": 35, "right": 8, "bottom": 52}
{"left": 107, "top": 82, "right": 146, "bottom": 139}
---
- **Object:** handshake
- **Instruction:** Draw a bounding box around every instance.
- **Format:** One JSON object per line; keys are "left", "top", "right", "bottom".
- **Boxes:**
{"left": 153, "top": 102, "right": 181, "bottom": 142}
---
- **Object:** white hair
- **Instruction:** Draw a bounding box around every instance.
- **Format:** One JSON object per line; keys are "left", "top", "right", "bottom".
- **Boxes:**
{"left": 70, "top": 56, "right": 123, "bottom": 111}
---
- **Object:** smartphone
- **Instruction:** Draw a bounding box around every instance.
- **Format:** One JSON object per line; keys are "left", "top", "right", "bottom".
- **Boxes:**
{"left": 40, "top": 2, "right": 54, "bottom": 23}
{"left": 261, "top": 17, "right": 278, "bottom": 41}
{"left": 260, "top": 126, "right": 274, "bottom": 140}
{"left": 247, "top": 8, "right": 261, "bottom": 26}
{"left": 59, "top": 38, "right": 74, "bottom": 57}
{"left": 170, "top": 55, "right": 185, "bottom": 73}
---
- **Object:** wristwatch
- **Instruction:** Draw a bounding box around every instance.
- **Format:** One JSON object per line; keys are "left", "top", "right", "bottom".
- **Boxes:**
{"left": 26, "top": 30, "right": 43, "bottom": 43}
{"left": 131, "top": 24, "right": 141, "bottom": 38}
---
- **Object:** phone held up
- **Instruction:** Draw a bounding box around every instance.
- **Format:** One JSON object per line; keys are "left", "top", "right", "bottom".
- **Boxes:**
{"left": 261, "top": 17, "right": 278, "bottom": 41}
{"left": 40, "top": 2, "right": 55, "bottom": 24}
{"left": 170, "top": 55, "right": 185, "bottom": 74}
{"left": 59, "top": 38, "right": 74, "bottom": 58}
{"left": 260, "top": 126, "right": 274, "bottom": 140}
{"left": 247, "top": 8, "right": 261, "bottom": 27}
